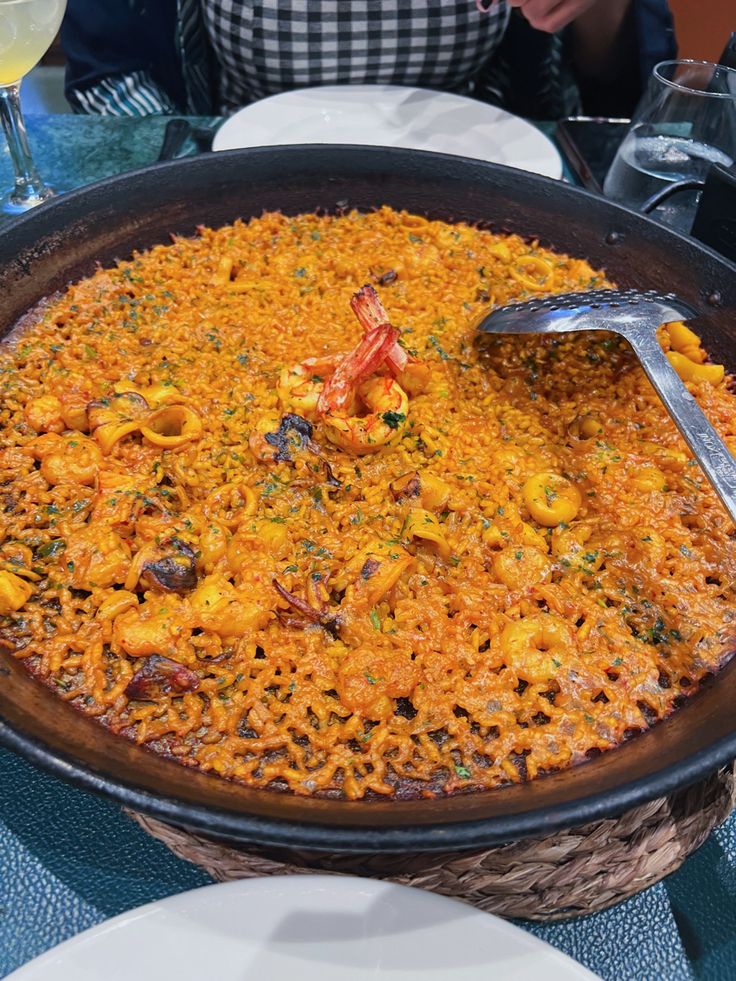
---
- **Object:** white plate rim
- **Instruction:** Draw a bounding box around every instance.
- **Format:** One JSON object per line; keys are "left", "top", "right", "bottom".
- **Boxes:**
{"left": 212, "top": 83, "right": 563, "bottom": 179}
{"left": 8, "top": 875, "right": 599, "bottom": 980}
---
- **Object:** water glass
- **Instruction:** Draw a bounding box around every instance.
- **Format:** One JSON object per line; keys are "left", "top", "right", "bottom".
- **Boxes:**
{"left": 603, "top": 60, "right": 736, "bottom": 232}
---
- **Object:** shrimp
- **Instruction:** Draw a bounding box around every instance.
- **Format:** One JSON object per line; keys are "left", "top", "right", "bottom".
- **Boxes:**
{"left": 349, "top": 284, "right": 406, "bottom": 373}
{"left": 279, "top": 287, "right": 408, "bottom": 419}
{"left": 277, "top": 354, "right": 343, "bottom": 420}
{"left": 314, "top": 289, "right": 412, "bottom": 453}
{"left": 112, "top": 595, "right": 192, "bottom": 657}
{"left": 499, "top": 615, "right": 574, "bottom": 685}
{"left": 322, "top": 373, "right": 409, "bottom": 454}
{"left": 349, "top": 285, "right": 430, "bottom": 395}
{"left": 275, "top": 286, "right": 422, "bottom": 454}
{"left": 30, "top": 432, "right": 103, "bottom": 486}
{"left": 278, "top": 317, "right": 397, "bottom": 426}
{"left": 316, "top": 321, "right": 399, "bottom": 415}
{"left": 24, "top": 395, "right": 65, "bottom": 434}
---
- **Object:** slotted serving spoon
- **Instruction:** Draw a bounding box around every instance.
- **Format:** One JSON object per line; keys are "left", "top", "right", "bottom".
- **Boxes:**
{"left": 475, "top": 288, "right": 736, "bottom": 524}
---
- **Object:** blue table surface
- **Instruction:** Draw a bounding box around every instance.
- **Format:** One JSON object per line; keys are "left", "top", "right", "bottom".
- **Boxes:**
{"left": 2, "top": 114, "right": 736, "bottom": 981}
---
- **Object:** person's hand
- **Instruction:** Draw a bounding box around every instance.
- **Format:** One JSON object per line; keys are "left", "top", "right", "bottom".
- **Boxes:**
{"left": 506, "top": 0, "right": 599, "bottom": 34}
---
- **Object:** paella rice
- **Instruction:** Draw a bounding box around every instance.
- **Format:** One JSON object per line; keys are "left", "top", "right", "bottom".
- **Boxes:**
{"left": 1, "top": 206, "right": 735, "bottom": 799}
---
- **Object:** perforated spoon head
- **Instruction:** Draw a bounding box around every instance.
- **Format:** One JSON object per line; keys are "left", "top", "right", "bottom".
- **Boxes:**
{"left": 474, "top": 288, "right": 698, "bottom": 340}
{"left": 473, "top": 287, "right": 736, "bottom": 526}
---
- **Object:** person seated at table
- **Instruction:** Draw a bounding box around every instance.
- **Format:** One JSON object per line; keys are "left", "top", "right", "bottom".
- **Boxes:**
{"left": 60, "top": 0, "right": 676, "bottom": 122}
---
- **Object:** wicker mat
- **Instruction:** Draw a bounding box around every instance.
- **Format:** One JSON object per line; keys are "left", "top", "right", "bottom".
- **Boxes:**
{"left": 130, "top": 764, "right": 735, "bottom": 921}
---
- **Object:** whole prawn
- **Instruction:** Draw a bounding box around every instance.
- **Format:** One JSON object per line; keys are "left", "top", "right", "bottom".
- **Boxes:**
{"left": 276, "top": 286, "right": 427, "bottom": 454}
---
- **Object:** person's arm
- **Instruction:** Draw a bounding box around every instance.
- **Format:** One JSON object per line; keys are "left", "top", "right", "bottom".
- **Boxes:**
{"left": 66, "top": 71, "right": 178, "bottom": 116}
{"left": 508, "top": 0, "right": 632, "bottom": 81}
{"left": 568, "top": 0, "right": 633, "bottom": 82}
{"left": 507, "top": 0, "right": 676, "bottom": 116}
{"left": 61, "top": 0, "right": 184, "bottom": 116}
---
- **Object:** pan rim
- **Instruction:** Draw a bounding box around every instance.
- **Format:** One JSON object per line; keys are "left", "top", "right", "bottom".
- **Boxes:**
{"left": 0, "top": 141, "right": 733, "bottom": 277}
{"left": 1, "top": 144, "right": 735, "bottom": 852}
{"left": 2, "top": 715, "right": 735, "bottom": 853}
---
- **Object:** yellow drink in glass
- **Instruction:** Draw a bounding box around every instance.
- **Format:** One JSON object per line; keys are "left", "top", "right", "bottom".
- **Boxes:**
{"left": 0, "top": 0, "right": 67, "bottom": 213}
{"left": 0, "top": 0, "right": 65, "bottom": 85}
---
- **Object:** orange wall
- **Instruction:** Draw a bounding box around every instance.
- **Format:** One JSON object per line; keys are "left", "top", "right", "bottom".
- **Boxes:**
{"left": 669, "top": 0, "right": 733, "bottom": 62}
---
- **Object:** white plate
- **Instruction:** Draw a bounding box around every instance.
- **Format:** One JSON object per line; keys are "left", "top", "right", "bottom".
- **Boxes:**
{"left": 213, "top": 84, "right": 563, "bottom": 179}
{"left": 10, "top": 875, "right": 598, "bottom": 980}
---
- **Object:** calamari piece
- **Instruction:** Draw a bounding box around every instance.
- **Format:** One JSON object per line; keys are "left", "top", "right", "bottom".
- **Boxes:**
{"left": 140, "top": 404, "right": 203, "bottom": 449}
{"left": 88, "top": 392, "right": 150, "bottom": 454}
{"left": 402, "top": 508, "right": 451, "bottom": 559}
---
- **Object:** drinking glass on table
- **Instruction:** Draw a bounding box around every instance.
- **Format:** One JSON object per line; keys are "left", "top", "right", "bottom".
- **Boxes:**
{"left": 0, "top": 0, "right": 66, "bottom": 215}
{"left": 603, "top": 60, "right": 736, "bottom": 233}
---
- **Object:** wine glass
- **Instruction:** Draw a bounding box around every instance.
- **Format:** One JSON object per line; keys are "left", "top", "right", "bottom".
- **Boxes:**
{"left": 0, "top": 0, "right": 67, "bottom": 215}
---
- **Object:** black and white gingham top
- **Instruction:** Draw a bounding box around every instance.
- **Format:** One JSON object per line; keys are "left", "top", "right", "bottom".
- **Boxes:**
{"left": 65, "top": 0, "right": 675, "bottom": 121}
{"left": 201, "top": 1, "right": 510, "bottom": 112}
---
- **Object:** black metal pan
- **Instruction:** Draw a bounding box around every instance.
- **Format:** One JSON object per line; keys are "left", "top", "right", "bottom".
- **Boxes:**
{"left": 0, "top": 146, "right": 734, "bottom": 853}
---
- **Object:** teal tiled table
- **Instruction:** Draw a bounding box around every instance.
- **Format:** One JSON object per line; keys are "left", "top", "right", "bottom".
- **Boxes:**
{"left": 1, "top": 115, "right": 735, "bottom": 981}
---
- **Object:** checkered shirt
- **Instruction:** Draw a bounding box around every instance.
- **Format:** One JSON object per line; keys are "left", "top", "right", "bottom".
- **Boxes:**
{"left": 201, "top": 1, "right": 510, "bottom": 112}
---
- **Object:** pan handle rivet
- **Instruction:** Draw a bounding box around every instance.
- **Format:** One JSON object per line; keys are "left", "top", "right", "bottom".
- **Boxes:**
{"left": 706, "top": 291, "right": 722, "bottom": 306}
{"left": 605, "top": 231, "right": 621, "bottom": 245}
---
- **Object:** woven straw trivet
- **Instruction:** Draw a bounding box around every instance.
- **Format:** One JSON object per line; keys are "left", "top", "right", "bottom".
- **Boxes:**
{"left": 130, "top": 764, "right": 735, "bottom": 921}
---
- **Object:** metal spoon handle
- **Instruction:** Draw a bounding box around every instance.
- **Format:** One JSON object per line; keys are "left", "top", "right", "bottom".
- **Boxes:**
{"left": 626, "top": 327, "right": 736, "bottom": 525}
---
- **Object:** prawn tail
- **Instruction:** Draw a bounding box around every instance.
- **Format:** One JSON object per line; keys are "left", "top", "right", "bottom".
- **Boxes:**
{"left": 352, "top": 284, "right": 409, "bottom": 375}
{"left": 317, "top": 322, "right": 399, "bottom": 415}
{"left": 350, "top": 284, "right": 390, "bottom": 332}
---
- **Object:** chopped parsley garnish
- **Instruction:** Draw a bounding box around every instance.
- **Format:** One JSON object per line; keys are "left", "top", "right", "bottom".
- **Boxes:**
{"left": 427, "top": 335, "right": 451, "bottom": 361}
{"left": 644, "top": 617, "right": 668, "bottom": 646}
{"left": 381, "top": 410, "right": 406, "bottom": 430}
{"left": 37, "top": 539, "right": 66, "bottom": 559}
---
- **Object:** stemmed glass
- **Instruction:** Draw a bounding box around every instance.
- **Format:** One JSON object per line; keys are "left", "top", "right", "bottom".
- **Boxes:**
{"left": 0, "top": 0, "right": 67, "bottom": 215}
